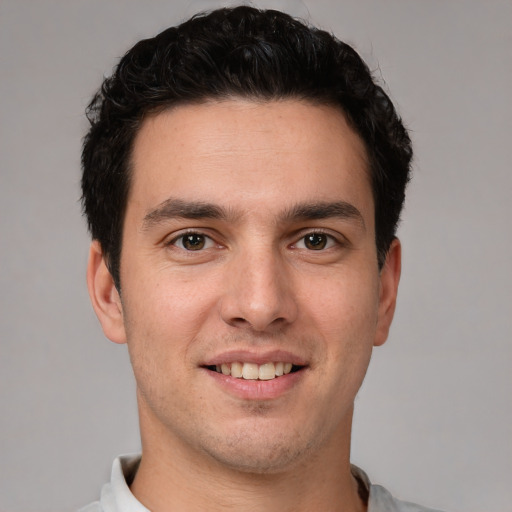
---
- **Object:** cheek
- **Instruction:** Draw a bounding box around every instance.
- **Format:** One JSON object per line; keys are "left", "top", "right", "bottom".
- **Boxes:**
{"left": 301, "top": 268, "right": 380, "bottom": 379}
{"left": 305, "top": 269, "right": 380, "bottom": 330}
{"left": 122, "top": 272, "right": 220, "bottom": 367}
{"left": 121, "top": 288, "right": 204, "bottom": 410}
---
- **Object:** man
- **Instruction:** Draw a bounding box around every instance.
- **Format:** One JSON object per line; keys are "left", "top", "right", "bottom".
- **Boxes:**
{"left": 80, "top": 6, "right": 441, "bottom": 512}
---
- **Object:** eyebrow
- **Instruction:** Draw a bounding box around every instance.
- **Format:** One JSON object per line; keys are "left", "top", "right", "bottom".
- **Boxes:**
{"left": 142, "top": 197, "right": 365, "bottom": 230}
{"left": 281, "top": 201, "right": 365, "bottom": 229}
{"left": 142, "top": 198, "right": 232, "bottom": 230}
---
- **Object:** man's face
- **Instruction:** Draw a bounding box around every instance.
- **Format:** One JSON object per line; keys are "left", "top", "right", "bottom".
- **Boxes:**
{"left": 91, "top": 99, "right": 400, "bottom": 473}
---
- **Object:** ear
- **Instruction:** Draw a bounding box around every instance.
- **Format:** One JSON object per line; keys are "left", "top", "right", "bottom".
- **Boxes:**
{"left": 86, "top": 240, "right": 127, "bottom": 344}
{"left": 374, "top": 238, "right": 402, "bottom": 347}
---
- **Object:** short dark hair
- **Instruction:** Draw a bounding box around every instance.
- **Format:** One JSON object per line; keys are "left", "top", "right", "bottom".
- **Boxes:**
{"left": 82, "top": 6, "right": 412, "bottom": 290}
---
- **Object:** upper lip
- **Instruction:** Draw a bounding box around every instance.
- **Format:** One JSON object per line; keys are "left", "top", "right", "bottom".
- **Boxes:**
{"left": 202, "top": 349, "right": 308, "bottom": 367}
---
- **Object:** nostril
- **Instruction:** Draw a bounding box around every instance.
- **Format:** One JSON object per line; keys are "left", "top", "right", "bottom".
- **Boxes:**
{"left": 229, "top": 317, "right": 249, "bottom": 328}
{"left": 228, "top": 315, "right": 288, "bottom": 332}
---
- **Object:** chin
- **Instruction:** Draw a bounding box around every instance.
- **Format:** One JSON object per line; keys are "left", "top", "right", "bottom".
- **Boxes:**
{"left": 200, "top": 424, "right": 317, "bottom": 475}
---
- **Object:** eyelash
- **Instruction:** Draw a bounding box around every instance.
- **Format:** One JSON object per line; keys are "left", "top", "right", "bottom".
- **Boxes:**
{"left": 167, "top": 229, "right": 342, "bottom": 252}
{"left": 292, "top": 230, "right": 341, "bottom": 251}
{"left": 167, "top": 231, "right": 216, "bottom": 251}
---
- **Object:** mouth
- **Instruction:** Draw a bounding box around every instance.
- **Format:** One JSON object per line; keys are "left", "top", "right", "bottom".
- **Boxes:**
{"left": 204, "top": 362, "right": 304, "bottom": 380}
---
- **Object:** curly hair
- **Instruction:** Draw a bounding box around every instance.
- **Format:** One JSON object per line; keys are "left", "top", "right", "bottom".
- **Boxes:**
{"left": 82, "top": 6, "right": 412, "bottom": 290}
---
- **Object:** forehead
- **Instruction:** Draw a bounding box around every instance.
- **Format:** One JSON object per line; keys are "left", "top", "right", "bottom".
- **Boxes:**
{"left": 129, "top": 99, "right": 372, "bottom": 222}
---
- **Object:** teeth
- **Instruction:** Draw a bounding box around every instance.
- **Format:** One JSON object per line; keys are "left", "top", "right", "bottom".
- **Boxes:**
{"left": 242, "top": 363, "right": 259, "bottom": 380}
{"left": 258, "top": 362, "right": 275, "bottom": 380}
{"left": 213, "top": 361, "right": 298, "bottom": 380}
{"left": 231, "top": 361, "right": 243, "bottom": 378}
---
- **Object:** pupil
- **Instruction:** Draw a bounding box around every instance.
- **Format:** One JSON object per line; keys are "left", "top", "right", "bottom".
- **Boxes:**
{"left": 183, "top": 234, "right": 205, "bottom": 250}
{"left": 305, "top": 233, "right": 326, "bottom": 250}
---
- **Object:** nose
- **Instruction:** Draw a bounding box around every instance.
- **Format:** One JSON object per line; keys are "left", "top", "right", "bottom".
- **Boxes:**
{"left": 219, "top": 247, "right": 298, "bottom": 332}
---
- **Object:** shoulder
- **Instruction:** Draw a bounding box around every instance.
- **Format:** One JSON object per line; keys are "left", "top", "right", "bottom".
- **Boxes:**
{"left": 77, "top": 502, "right": 102, "bottom": 512}
{"left": 77, "top": 455, "right": 146, "bottom": 512}
{"left": 369, "top": 483, "right": 447, "bottom": 512}
{"left": 351, "top": 465, "right": 447, "bottom": 512}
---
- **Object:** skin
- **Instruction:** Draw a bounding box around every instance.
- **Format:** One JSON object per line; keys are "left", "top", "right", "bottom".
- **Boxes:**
{"left": 88, "top": 99, "right": 401, "bottom": 512}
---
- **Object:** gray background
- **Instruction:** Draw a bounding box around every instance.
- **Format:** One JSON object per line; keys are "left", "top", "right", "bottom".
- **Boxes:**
{"left": 1, "top": 0, "right": 511, "bottom": 511}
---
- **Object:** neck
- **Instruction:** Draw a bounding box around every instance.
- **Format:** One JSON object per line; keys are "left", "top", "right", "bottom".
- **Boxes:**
{"left": 130, "top": 402, "right": 366, "bottom": 512}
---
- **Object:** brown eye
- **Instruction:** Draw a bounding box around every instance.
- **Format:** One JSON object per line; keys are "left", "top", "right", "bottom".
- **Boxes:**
{"left": 177, "top": 233, "right": 208, "bottom": 250}
{"left": 304, "top": 233, "right": 328, "bottom": 250}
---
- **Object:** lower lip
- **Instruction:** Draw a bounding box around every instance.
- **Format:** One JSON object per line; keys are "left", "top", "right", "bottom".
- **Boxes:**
{"left": 204, "top": 368, "right": 305, "bottom": 401}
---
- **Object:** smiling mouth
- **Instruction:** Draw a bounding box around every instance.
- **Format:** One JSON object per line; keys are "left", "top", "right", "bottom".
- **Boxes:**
{"left": 205, "top": 362, "right": 304, "bottom": 380}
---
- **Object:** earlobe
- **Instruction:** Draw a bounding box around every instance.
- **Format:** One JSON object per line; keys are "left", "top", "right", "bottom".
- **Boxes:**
{"left": 86, "top": 240, "right": 127, "bottom": 344}
{"left": 374, "top": 238, "right": 402, "bottom": 347}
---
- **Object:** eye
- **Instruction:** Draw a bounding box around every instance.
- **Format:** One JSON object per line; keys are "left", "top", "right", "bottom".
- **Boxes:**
{"left": 296, "top": 232, "right": 336, "bottom": 251}
{"left": 172, "top": 232, "right": 215, "bottom": 251}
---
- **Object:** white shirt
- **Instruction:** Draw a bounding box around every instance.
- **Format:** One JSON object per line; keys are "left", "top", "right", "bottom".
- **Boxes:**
{"left": 79, "top": 455, "right": 445, "bottom": 512}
